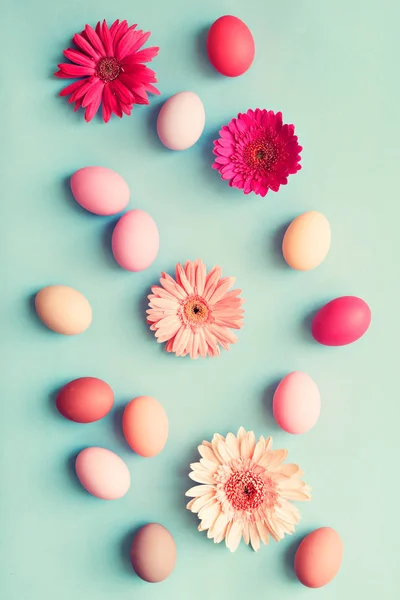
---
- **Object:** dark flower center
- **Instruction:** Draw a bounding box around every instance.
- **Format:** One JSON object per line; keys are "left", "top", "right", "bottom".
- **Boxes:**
{"left": 244, "top": 138, "right": 278, "bottom": 171}
{"left": 96, "top": 57, "right": 121, "bottom": 82}
{"left": 184, "top": 297, "right": 209, "bottom": 324}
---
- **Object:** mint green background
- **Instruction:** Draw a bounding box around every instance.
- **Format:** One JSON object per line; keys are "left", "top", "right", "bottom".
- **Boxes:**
{"left": 1, "top": 1, "right": 398, "bottom": 598}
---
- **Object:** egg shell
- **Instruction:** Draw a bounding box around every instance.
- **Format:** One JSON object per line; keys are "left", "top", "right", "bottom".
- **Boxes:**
{"left": 282, "top": 211, "right": 331, "bottom": 271}
{"left": 70, "top": 166, "right": 129, "bottom": 216}
{"left": 75, "top": 447, "right": 130, "bottom": 500}
{"left": 157, "top": 92, "right": 205, "bottom": 151}
{"left": 35, "top": 285, "right": 92, "bottom": 335}
{"left": 273, "top": 372, "right": 320, "bottom": 434}
{"left": 312, "top": 296, "right": 371, "bottom": 346}
{"left": 56, "top": 377, "right": 114, "bottom": 423}
{"left": 206, "top": 15, "right": 255, "bottom": 77}
{"left": 122, "top": 396, "right": 168, "bottom": 458}
{"left": 130, "top": 523, "right": 176, "bottom": 583}
{"left": 294, "top": 527, "right": 343, "bottom": 588}
{"left": 111, "top": 209, "right": 159, "bottom": 272}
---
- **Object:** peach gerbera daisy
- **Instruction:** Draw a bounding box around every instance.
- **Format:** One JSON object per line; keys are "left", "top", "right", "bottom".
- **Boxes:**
{"left": 147, "top": 260, "right": 244, "bottom": 358}
{"left": 186, "top": 428, "right": 311, "bottom": 552}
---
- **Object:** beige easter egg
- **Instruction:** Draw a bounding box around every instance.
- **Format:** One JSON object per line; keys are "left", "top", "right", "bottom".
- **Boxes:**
{"left": 282, "top": 211, "right": 331, "bottom": 271}
{"left": 35, "top": 285, "right": 92, "bottom": 335}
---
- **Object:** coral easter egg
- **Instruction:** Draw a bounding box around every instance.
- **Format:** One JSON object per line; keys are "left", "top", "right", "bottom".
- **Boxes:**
{"left": 111, "top": 209, "right": 159, "bottom": 271}
{"left": 130, "top": 523, "right": 177, "bottom": 583}
{"left": 207, "top": 15, "right": 255, "bottom": 77}
{"left": 70, "top": 166, "right": 129, "bottom": 216}
{"left": 35, "top": 285, "right": 92, "bottom": 335}
{"left": 282, "top": 211, "right": 331, "bottom": 271}
{"left": 122, "top": 396, "right": 168, "bottom": 457}
{"left": 75, "top": 447, "right": 130, "bottom": 500}
{"left": 157, "top": 92, "right": 205, "bottom": 150}
{"left": 273, "top": 372, "right": 320, "bottom": 434}
{"left": 56, "top": 377, "right": 114, "bottom": 423}
{"left": 311, "top": 296, "right": 371, "bottom": 346}
{"left": 294, "top": 527, "right": 343, "bottom": 588}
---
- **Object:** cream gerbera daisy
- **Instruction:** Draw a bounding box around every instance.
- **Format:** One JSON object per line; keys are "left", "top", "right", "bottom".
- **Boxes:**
{"left": 186, "top": 427, "right": 311, "bottom": 552}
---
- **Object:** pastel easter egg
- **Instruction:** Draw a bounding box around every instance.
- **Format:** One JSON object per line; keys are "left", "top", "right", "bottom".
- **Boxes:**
{"left": 207, "top": 15, "right": 255, "bottom": 77}
{"left": 157, "top": 92, "right": 205, "bottom": 150}
{"left": 111, "top": 209, "right": 159, "bottom": 272}
{"left": 311, "top": 296, "right": 371, "bottom": 346}
{"left": 70, "top": 166, "right": 129, "bottom": 215}
{"left": 122, "top": 396, "right": 168, "bottom": 458}
{"left": 75, "top": 447, "right": 130, "bottom": 500}
{"left": 294, "top": 527, "right": 343, "bottom": 588}
{"left": 56, "top": 377, "right": 114, "bottom": 423}
{"left": 273, "top": 372, "right": 320, "bottom": 434}
{"left": 130, "top": 523, "right": 177, "bottom": 583}
{"left": 282, "top": 211, "right": 331, "bottom": 271}
{"left": 35, "top": 285, "right": 92, "bottom": 335}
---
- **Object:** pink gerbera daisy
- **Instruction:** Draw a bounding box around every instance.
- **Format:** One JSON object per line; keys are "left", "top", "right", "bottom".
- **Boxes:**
{"left": 55, "top": 19, "right": 160, "bottom": 122}
{"left": 147, "top": 259, "right": 244, "bottom": 359}
{"left": 186, "top": 428, "right": 311, "bottom": 552}
{"left": 212, "top": 109, "right": 302, "bottom": 197}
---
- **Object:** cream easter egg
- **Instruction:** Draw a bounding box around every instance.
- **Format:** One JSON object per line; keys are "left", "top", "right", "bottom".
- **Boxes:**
{"left": 273, "top": 371, "right": 320, "bottom": 434}
{"left": 35, "top": 285, "right": 92, "bottom": 335}
{"left": 75, "top": 447, "right": 130, "bottom": 500}
{"left": 122, "top": 396, "right": 168, "bottom": 457}
{"left": 70, "top": 166, "right": 130, "bottom": 216}
{"left": 157, "top": 92, "right": 205, "bottom": 150}
{"left": 282, "top": 211, "right": 331, "bottom": 271}
{"left": 111, "top": 209, "right": 159, "bottom": 272}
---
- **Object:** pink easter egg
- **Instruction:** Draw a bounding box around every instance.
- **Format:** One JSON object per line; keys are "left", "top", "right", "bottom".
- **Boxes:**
{"left": 111, "top": 209, "right": 159, "bottom": 272}
{"left": 70, "top": 166, "right": 129, "bottom": 215}
{"left": 311, "top": 296, "right": 371, "bottom": 346}
{"left": 273, "top": 372, "right": 321, "bottom": 434}
{"left": 75, "top": 447, "right": 130, "bottom": 500}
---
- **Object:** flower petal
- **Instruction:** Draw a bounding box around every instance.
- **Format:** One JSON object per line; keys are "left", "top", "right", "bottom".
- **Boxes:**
{"left": 226, "top": 520, "right": 242, "bottom": 552}
{"left": 186, "top": 485, "right": 215, "bottom": 498}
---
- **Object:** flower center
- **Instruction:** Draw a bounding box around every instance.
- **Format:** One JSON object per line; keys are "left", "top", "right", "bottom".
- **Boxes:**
{"left": 244, "top": 138, "right": 277, "bottom": 171}
{"left": 184, "top": 297, "right": 210, "bottom": 324}
{"left": 224, "top": 470, "right": 278, "bottom": 512}
{"left": 96, "top": 56, "right": 121, "bottom": 82}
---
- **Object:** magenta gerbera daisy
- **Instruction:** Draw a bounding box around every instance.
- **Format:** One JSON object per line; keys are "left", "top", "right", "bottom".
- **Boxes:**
{"left": 147, "top": 260, "right": 244, "bottom": 359}
{"left": 55, "top": 19, "right": 160, "bottom": 123}
{"left": 212, "top": 109, "right": 302, "bottom": 197}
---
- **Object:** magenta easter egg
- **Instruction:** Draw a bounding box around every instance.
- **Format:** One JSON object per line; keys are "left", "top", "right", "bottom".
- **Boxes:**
{"left": 75, "top": 447, "right": 130, "bottom": 500}
{"left": 273, "top": 372, "right": 321, "bottom": 434}
{"left": 70, "top": 166, "right": 130, "bottom": 216}
{"left": 311, "top": 296, "right": 371, "bottom": 346}
{"left": 111, "top": 209, "right": 159, "bottom": 272}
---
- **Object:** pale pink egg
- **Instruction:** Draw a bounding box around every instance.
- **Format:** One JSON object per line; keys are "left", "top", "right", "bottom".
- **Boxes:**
{"left": 273, "top": 371, "right": 321, "bottom": 434}
{"left": 111, "top": 209, "right": 159, "bottom": 272}
{"left": 157, "top": 92, "right": 205, "bottom": 151}
{"left": 70, "top": 166, "right": 130, "bottom": 216}
{"left": 75, "top": 447, "right": 130, "bottom": 500}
